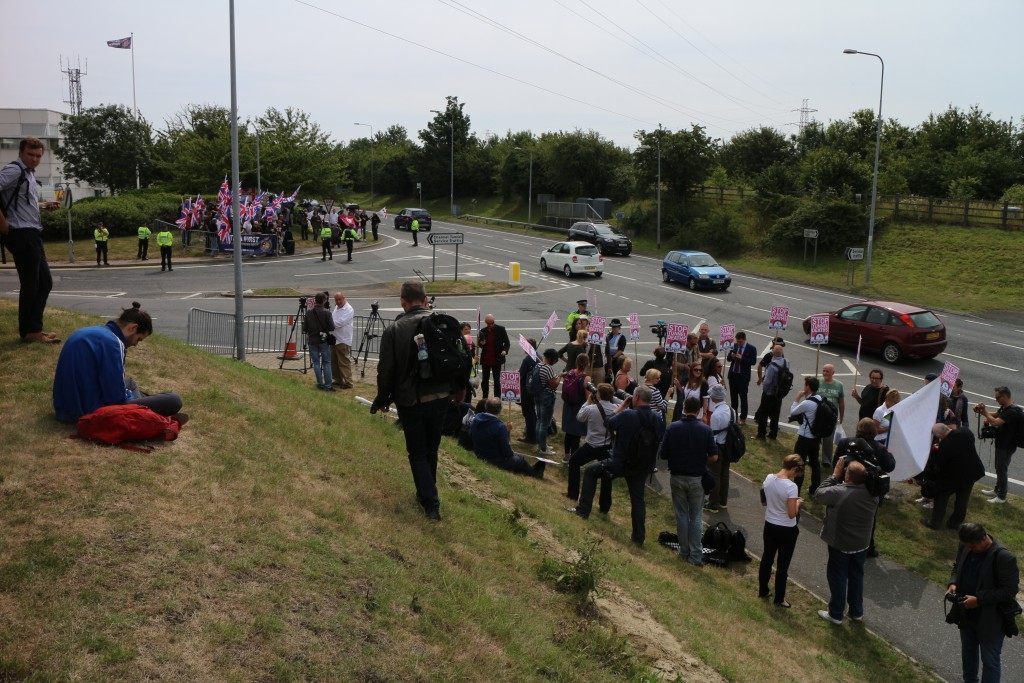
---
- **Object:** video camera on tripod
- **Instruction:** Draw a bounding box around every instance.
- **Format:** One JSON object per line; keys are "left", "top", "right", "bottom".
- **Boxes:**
{"left": 838, "top": 439, "right": 891, "bottom": 498}
{"left": 650, "top": 320, "right": 667, "bottom": 345}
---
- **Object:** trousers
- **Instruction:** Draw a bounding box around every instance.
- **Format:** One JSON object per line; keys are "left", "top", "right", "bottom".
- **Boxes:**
{"left": 331, "top": 343, "right": 352, "bottom": 386}
{"left": 578, "top": 459, "right": 647, "bottom": 544}
{"left": 759, "top": 522, "right": 799, "bottom": 604}
{"left": 397, "top": 398, "right": 448, "bottom": 514}
{"left": 480, "top": 364, "right": 501, "bottom": 398}
{"left": 566, "top": 443, "right": 611, "bottom": 507}
{"left": 5, "top": 229, "right": 52, "bottom": 338}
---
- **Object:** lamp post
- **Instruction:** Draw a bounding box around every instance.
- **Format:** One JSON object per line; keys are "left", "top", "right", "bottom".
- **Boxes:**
{"left": 246, "top": 121, "right": 271, "bottom": 195}
{"left": 843, "top": 48, "right": 884, "bottom": 287}
{"left": 656, "top": 123, "right": 662, "bottom": 249}
{"left": 56, "top": 180, "right": 74, "bottom": 262}
{"left": 229, "top": 0, "right": 245, "bottom": 361}
{"left": 513, "top": 146, "right": 534, "bottom": 224}
{"left": 354, "top": 122, "right": 374, "bottom": 209}
{"left": 430, "top": 109, "right": 454, "bottom": 216}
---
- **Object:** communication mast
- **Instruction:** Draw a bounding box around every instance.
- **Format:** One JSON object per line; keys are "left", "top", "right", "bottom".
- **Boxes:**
{"left": 60, "top": 56, "right": 88, "bottom": 115}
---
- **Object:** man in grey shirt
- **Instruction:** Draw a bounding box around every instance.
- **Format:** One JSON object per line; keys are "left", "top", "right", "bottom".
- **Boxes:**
{"left": 814, "top": 459, "right": 879, "bottom": 625}
{"left": 566, "top": 383, "right": 620, "bottom": 509}
{"left": 0, "top": 137, "right": 56, "bottom": 343}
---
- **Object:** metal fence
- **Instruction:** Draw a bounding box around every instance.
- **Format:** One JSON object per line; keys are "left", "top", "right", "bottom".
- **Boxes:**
{"left": 186, "top": 308, "right": 393, "bottom": 359}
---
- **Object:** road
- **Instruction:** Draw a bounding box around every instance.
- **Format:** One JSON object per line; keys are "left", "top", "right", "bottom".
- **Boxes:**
{"left": 4, "top": 218, "right": 1023, "bottom": 490}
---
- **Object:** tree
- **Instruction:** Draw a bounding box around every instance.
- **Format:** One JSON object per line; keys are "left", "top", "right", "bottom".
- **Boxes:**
{"left": 535, "top": 130, "right": 629, "bottom": 198}
{"left": 633, "top": 126, "right": 716, "bottom": 200}
{"left": 415, "top": 96, "right": 474, "bottom": 201}
{"left": 157, "top": 105, "right": 233, "bottom": 191}
{"left": 718, "top": 127, "right": 795, "bottom": 180}
{"left": 798, "top": 147, "right": 870, "bottom": 198}
{"left": 56, "top": 104, "right": 154, "bottom": 194}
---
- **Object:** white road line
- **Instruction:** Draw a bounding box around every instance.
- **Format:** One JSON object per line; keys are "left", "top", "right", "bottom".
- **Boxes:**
{"left": 382, "top": 254, "right": 431, "bottom": 262}
{"left": 992, "top": 341, "right": 1024, "bottom": 351}
{"left": 941, "top": 352, "right": 1018, "bottom": 372}
{"left": 179, "top": 292, "right": 203, "bottom": 300}
{"left": 1016, "top": 330, "right": 1024, "bottom": 335}
{"left": 659, "top": 284, "right": 718, "bottom": 300}
{"left": 745, "top": 330, "right": 840, "bottom": 358}
{"left": 730, "top": 272, "right": 859, "bottom": 300}
{"left": 964, "top": 319, "right": 994, "bottom": 327}
{"left": 479, "top": 245, "right": 518, "bottom": 254}
{"left": 605, "top": 273, "right": 638, "bottom": 281}
{"left": 896, "top": 371, "right": 991, "bottom": 399}
{"left": 745, "top": 305, "right": 769, "bottom": 312}
{"left": 502, "top": 238, "right": 535, "bottom": 246}
{"left": 734, "top": 285, "right": 802, "bottom": 301}
{"left": 294, "top": 268, "right": 391, "bottom": 277}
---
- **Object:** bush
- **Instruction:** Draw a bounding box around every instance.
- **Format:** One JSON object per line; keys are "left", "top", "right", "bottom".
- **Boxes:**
{"left": 766, "top": 197, "right": 868, "bottom": 252}
{"left": 1000, "top": 184, "right": 1024, "bottom": 205}
{"left": 679, "top": 205, "right": 746, "bottom": 256}
{"left": 41, "top": 190, "right": 186, "bottom": 240}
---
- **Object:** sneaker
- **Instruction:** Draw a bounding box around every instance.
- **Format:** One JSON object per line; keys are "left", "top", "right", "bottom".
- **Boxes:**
{"left": 537, "top": 446, "right": 554, "bottom": 456}
{"left": 921, "top": 502, "right": 933, "bottom": 509}
{"left": 703, "top": 503, "right": 720, "bottom": 512}
{"left": 817, "top": 610, "right": 843, "bottom": 625}
{"left": 988, "top": 497, "right": 1007, "bottom": 505}
{"left": 516, "top": 437, "right": 536, "bottom": 445}
{"left": 981, "top": 489, "right": 997, "bottom": 497}
{"left": 913, "top": 497, "right": 927, "bottom": 504}
{"left": 849, "top": 614, "right": 864, "bottom": 623}
{"left": 566, "top": 506, "right": 587, "bottom": 519}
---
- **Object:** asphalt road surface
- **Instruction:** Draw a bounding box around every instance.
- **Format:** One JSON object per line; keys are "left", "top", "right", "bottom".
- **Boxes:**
{"left": 4, "top": 218, "right": 1023, "bottom": 491}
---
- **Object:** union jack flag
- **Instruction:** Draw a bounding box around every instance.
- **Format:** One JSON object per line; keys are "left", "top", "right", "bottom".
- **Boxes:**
{"left": 106, "top": 36, "right": 132, "bottom": 49}
{"left": 217, "top": 206, "right": 232, "bottom": 242}
{"left": 191, "top": 196, "right": 205, "bottom": 225}
{"left": 175, "top": 198, "right": 192, "bottom": 230}
{"left": 217, "top": 176, "right": 230, "bottom": 209}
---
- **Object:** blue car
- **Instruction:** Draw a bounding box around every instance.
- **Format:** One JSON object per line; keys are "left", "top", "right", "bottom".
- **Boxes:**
{"left": 661, "top": 250, "right": 732, "bottom": 291}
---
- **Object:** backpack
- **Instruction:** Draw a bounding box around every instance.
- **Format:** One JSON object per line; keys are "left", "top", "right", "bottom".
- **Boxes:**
{"left": 701, "top": 522, "right": 751, "bottom": 564}
{"left": 714, "top": 407, "right": 746, "bottom": 462}
{"left": 1011, "top": 406, "right": 1024, "bottom": 449}
{"left": 75, "top": 404, "right": 181, "bottom": 452}
{"left": 623, "top": 411, "right": 660, "bottom": 474}
{"left": 773, "top": 360, "right": 794, "bottom": 397}
{"left": 809, "top": 396, "right": 839, "bottom": 439}
{"left": 562, "top": 370, "right": 585, "bottom": 404}
{"left": 0, "top": 162, "right": 28, "bottom": 214}
{"left": 416, "top": 312, "right": 471, "bottom": 389}
{"left": 529, "top": 363, "right": 545, "bottom": 397}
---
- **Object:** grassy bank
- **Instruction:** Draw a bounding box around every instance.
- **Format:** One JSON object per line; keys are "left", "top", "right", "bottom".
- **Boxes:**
{"left": 0, "top": 301, "right": 933, "bottom": 680}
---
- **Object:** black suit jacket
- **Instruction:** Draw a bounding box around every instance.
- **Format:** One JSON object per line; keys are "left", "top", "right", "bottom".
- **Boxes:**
{"left": 934, "top": 427, "right": 985, "bottom": 493}
{"left": 478, "top": 324, "right": 511, "bottom": 366}
{"left": 728, "top": 343, "right": 757, "bottom": 383}
{"left": 949, "top": 539, "right": 1020, "bottom": 639}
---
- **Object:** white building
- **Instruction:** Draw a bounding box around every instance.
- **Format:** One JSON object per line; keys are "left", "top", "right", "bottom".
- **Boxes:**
{"left": 0, "top": 108, "right": 106, "bottom": 203}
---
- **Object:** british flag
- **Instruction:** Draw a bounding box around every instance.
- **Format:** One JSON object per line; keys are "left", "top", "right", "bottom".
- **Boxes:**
{"left": 191, "top": 195, "right": 205, "bottom": 225}
{"left": 217, "top": 176, "right": 230, "bottom": 209}
{"left": 175, "top": 198, "right": 192, "bottom": 230}
{"left": 217, "top": 206, "right": 232, "bottom": 242}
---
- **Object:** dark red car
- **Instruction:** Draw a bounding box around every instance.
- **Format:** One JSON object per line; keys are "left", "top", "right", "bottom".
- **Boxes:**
{"left": 802, "top": 300, "right": 946, "bottom": 364}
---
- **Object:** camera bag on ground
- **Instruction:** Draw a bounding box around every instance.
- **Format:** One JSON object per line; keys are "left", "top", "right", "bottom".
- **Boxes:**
{"left": 416, "top": 312, "right": 471, "bottom": 389}
{"left": 713, "top": 407, "right": 746, "bottom": 462}
{"left": 74, "top": 404, "right": 181, "bottom": 453}
{"left": 700, "top": 522, "right": 751, "bottom": 565}
{"left": 809, "top": 396, "right": 839, "bottom": 439}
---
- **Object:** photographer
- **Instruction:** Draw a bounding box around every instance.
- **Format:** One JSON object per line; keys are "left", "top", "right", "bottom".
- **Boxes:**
{"left": 304, "top": 293, "right": 335, "bottom": 392}
{"left": 813, "top": 458, "right": 879, "bottom": 625}
{"left": 924, "top": 423, "right": 985, "bottom": 530}
{"left": 947, "top": 523, "right": 1020, "bottom": 683}
{"left": 975, "top": 387, "right": 1022, "bottom": 505}
{"left": 566, "top": 383, "right": 621, "bottom": 509}
{"left": 834, "top": 418, "right": 895, "bottom": 556}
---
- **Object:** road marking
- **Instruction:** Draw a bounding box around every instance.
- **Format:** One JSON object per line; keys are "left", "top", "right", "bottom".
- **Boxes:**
{"left": 605, "top": 273, "right": 637, "bottom": 281}
{"left": 382, "top": 254, "right": 431, "bottom": 262}
{"left": 745, "top": 305, "right": 769, "bottom": 312}
{"left": 843, "top": 359, "right": 857, "bottom": 374}
{"left": 941, "top": 352, "right": 1018, "bottom": 372}
{"left": 658, "top": 284, "right": 718, "bottom": 300}
{"left": 502, "top": 238, "right": 535, "bottom": 246}
{"left": 896, "top": 371, "right": 991, "bottom": 399}
{"left": 964, "top": 319, "right": 994, "bottom": 327}
{"left": 479, "top": 245, "right": 518, "bottom": 254}
{"left": 179, "top": 292, "right": 203, "bottom": 300}
{"left": 992, "top": 341, "right": 1024, "bottom": 351}
{"left": 730, "top": 272, "right": 859, "bottom": 300}
{"left": 294, "top": 268, "right": 391, "bottom": 277}
{"left": 734, "top": 285, "right": 802, "bottom": 301}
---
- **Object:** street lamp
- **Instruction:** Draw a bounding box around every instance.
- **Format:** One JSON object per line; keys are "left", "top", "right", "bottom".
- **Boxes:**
{"left": 246, "top": 121, "right": 273, "bottom": 194}
{"left": 55, "top": 179, "right": 74, "bottom": 263}
{"left": 430, "top": 109, "right": 454, "bottom": 216}
{"left": 354, "top": 122, "right": 374, "bottom": 209}
{"left": 844, "top": 48, "right": 884, "bottom": 287}
{"left": 513, "top": 146, "right": 534, "bottom": 224}
{"left": 656, "top": 123, "right": 662, "bottom": 249}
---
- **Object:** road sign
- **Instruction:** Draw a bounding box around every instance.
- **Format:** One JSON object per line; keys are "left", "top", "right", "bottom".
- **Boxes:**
{"left": 323, "top": 198, "right": 334, "bottom": 212}
{"left": 845, "top": 247, "right": 865, "bottom": 261}
{"left": 427, "top": 232, "right": 464, "bottom": 245}
{"left": 803, "top": 229, "right": 819, "bottom": 239}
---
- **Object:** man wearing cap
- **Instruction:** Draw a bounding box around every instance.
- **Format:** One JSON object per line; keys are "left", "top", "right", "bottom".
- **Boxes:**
{"left": 707, "top": 383, "right": 735, "bottom": 510}
{"left": 565, "top": 299, "right": 590, "bottom": 342}
{"left": 755, "top": 344, "right": 790, "bottom": 440}
{"left": 605, "top": 319, "right": 627, "bottom": 381}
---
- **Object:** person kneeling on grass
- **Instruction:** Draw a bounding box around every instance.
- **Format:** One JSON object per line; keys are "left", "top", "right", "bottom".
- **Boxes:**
{"left": 53, "top": 301, "right": 184, "bottom": 423}
{"left": 470, "top": 397, "right": 546, "bottom": 478}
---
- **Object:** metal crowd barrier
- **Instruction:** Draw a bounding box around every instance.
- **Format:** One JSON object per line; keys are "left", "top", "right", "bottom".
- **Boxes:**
{"left": 186, "top": 308, "right": 393, "bottom": 359}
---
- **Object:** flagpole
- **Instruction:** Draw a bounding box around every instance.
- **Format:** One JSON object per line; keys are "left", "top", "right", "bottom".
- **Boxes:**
{"left": 131, "top": 32, "right": 140, "bottom": 189}
{"left": 229, "top": 0, "right": 245, "bottom": 361}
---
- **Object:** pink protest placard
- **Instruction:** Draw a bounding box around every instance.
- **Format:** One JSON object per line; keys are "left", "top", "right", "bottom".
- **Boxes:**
{"left": 518, "top": 334, "right": 537, "bottom": 361}
{"left": 769, "top": 306, "right": 790, "bottom": 331}
{"left": 628, "top": 313, "right": 641, "bottom": 341}
{"left": 719, "top": 324, "right": 736, "bottom": 354}
{"left": 665, "top": 323, "right": 689, "bottom": 353}
{"left": 587, "top": 316, "right": 607, "bottom": 345}
{"left": 500, "top": 371, "right": 521, "bottom": 402}
{"left": 809, "top": 315, "right": 830, "bottom": 345}
{"left": 541, "top": 310, "right": 558, "bottom": 340}
{"left": 939, "top": 362, "right": 959, "bottom": 398}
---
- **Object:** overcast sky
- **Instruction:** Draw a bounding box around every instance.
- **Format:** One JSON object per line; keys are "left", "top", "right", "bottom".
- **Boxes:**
{"left": 3, "top": 0, "right": 1020, "bottom": 148}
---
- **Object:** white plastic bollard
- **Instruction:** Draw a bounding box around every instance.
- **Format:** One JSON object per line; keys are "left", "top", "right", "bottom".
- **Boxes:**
{"left": 508, "top": 261, "right": 521, "bottom": 286}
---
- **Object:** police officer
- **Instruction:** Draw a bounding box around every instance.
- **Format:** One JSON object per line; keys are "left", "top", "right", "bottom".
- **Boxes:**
{"left": 410, "top": 216, "right": 420, "bottom": 247}
{"left": 320, "top": 222, "right": 333, "bottom": 261}
{"left": 156, "top": 226, "right": 174, "bottom": 272}
{"left": 370, "top": 212, "right": 381, "bottom": 241}
{"left": 137, "top": 224, "right": 151, "bottom": 260}
{"left": 565, "top": 299, "right": 590, "bottom": 342}
{"left": 94, "top": 222, "right": 109, "bottom": 266}
{"left": 342, "top": 223, "right": 358, "bottom": 262}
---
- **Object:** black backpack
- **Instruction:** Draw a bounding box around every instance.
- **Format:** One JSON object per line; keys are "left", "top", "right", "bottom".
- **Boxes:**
{"left": 773, "top": 360, "right": 794, "bottom": 397}
{"left": 416, "top": 312, "right": 471, "bottom": 389}
{"left": 714, "top": 407, "right": 747, "bottom": 463}
{"left": 0, "top": 162, "right": 28, "bottom": 214}
{"left": 809, "top": 396, "right": 839, "bottom": 439}
{"left": 623, "top": 411, "right": 660, "bottom": 474}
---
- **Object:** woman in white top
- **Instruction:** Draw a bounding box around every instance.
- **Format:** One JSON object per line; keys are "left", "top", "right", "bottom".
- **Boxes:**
{"left": 872, "top": 389, "right": 901, "bottom": 443}
{"left": 706, "top": 358, "right": 725, "bottom": 390}
{"left": 758, "top": 454, "right": 804, "bottom": 608}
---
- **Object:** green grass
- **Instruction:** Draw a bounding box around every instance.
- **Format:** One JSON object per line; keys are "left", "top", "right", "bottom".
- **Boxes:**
{"left": 399, "top": 280, "right": 519, "bottom": 295}
{"left": 0, "top": 300, "right": 937, "bottom": 680}
{"left": 729, "top": 430, "right": 1024, "bottom": 587}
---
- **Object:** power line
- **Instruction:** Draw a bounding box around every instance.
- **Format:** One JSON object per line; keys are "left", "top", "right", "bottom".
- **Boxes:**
{"left": 292, "top": 0, "right": 654, "bottom": 126}
{"left": 434, "top": 0, "right": 736, "bottom": 131}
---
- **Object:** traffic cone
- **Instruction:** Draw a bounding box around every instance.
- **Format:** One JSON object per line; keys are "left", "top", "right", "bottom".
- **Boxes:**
{"left": 279, "top": 339, "right": 299, "bottom": 360}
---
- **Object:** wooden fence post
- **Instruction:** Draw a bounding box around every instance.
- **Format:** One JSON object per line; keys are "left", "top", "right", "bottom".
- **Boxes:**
{"left": 963, "top": 199, "right": 970, "bottom": 226}
{"left": 927, "top": 197, "right": 934, "bottom": 223}
{"left": 1002, "top": 202, "right": 1009, "bottom": 228}
{"left": 894, "top": 195, "right": 900, "bottom": 222}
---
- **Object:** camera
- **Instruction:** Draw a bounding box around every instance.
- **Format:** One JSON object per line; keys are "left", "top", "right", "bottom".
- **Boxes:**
{"left": 839, "top": 440, "right": 891, "bottom": 498}
{"left": 649, "top": 320, "right": 667, "bottom": 343}
{"left": 586, "top": 381, "right": 629, "bottom": 401}
{"left": 370, "top": 300, "right": 379, "bottom": 313}
{"left": 945, "top": 592, "right": 967, "bottom": 625}
{"left": 298, "top": 296, "right": 308, "bottom": 310}
{"left": 980, "top": 424, "right": 998, "bottom": 440}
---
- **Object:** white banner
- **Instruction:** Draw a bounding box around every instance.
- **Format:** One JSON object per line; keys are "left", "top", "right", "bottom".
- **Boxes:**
{"left": 888, "top": 379, "right": 941, "bottom": 482}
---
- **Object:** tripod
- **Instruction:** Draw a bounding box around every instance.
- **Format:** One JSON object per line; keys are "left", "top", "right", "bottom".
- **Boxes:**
{"left": 355, "top": 304, "right": 386, "bottom": 378}
{"left": 278, "top": 300, "right": 310, "bottom": 373}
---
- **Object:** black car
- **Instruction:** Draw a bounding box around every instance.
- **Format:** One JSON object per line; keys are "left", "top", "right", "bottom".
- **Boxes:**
{"left": 394, "top": 208, "right": 432, "bottom": 231}
{"left": 567, "top": 221, "right": 631, "bottom": 255}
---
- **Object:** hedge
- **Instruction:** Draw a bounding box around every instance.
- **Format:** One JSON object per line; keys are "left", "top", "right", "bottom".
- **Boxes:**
{"left": 40, "top": 191, "right": 189, "bottom": 240}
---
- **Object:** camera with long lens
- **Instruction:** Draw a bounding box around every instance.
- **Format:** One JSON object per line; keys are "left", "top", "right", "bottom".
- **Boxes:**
{"left": 298, "top": 296, "right": 308, "bottom": 310}
{"left": 840, "top": 440, "right": 890, "bottom": 498}
{"left": 586, "top": 381, "right": 629, "bottom": 401}
{"left": 370, "top": 299, "right": 380, "bottom": 313}
{"left": 649, "top": 320, "right": 667, "bottom": 344}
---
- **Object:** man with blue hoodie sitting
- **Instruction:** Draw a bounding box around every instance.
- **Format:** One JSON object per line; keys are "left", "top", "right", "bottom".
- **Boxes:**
{"left": 470, "top": 397, "right": 546, "bottom": 478}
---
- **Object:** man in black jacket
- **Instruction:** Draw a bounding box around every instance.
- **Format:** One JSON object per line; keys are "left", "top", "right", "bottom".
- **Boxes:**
{"left": 948, "top": 522, "right": 1020, "bottom": 683}
{"left": 925, "top": 424, "right": 986, "bottom": 529}
{"left": 372, "top": 281, "right": 453, "bottom": 521}
{"left": 518, "top": 338, "right": 539, "bottom": 445}
{"left": 477, "top": 314, "right": 510, "bottom": 399}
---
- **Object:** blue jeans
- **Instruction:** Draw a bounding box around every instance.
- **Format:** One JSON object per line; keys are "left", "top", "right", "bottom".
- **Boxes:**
{"left": 670, "top": 475, "right": 705, "bottom": 563}
{"left": 960, "top": 621, "right": 1004, "bottom": 683}
{"left": 535, "top": 394, "right": 554, "bottom": 452}
{"left": 308, "top": 341, "right": 333, "bottom": 388}
{"left": 826, "top": 546, "right": 867, "bottom": 620}
{"left": 396, "top": 398, "right": 449, "bottom": 514}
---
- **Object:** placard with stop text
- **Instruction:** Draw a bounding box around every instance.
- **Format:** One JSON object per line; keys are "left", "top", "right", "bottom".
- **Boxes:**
{"left": 500, "top": 371, "right": 521, "bottom": 402}
{"left": 665, "top": 323, "right": 689, "bottom": 353}
{"left": 769, "top": 306, "right": 789, "bottom": 331}
{"left": 809, "top": 315, "right": 829, "bottom": 345}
